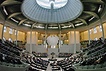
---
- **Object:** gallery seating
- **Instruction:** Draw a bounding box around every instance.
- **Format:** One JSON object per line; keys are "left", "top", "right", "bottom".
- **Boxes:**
{"left": 58, "top": 53, "right": 72, "bottom": 57}
{"left": 32, "top": 52, "right": 48, "bottom": 57}
{"left": 56, "top": 38, "right": 106, "bottom": 71}
{"left": 22, "top": 54, "right": 49, "bottom": 71}
{"left": 0, "top": 38, "right": 106, "bottom": 71}
{"left": 74, "top": 38, "right": 106, "bottom": 71}
{"left": 0, "top": 39, "right": 29, "bottom": 71}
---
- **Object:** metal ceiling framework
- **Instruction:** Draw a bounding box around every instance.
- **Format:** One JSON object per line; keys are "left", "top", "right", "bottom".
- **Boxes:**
{"left": 7, "top": 12, "right": 21, "bottom": 19}
{"left": 0, "top": 0, "right": 106, "bottom": 31}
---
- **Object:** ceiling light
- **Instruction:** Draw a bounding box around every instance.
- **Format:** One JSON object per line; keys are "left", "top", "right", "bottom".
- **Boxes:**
{"left": 3, "top": 6, "right": 8, "bottom": 15}
{"left": 23, "top": 24, "right": 31, "bottom": 27}
{"left": 98, "top": 5, "right": 102, "bottom": 13}
{"left": 34, "top": 26, "right": 44, "bottom": 29}
{"left": 89, "top": 16, "right": 95, "bottom": 21}
{"left": 62, "top": 25, "right": 72, "bottom": 28}
{"left": 11, "top": 18, "right": 19, "bottom": 23}
{"left": 48, "top": 26, "right": 58, "bottom": 29}
{"left": 75, "top": 23, "right": 83, "bottom": 26}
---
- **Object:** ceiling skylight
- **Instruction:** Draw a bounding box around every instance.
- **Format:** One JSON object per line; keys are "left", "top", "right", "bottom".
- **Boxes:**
{"left": 36, "top": 0, "right": 68, "bottom": 9}
{"left": 22, "top": 0, "right": 83, "bottom": 23}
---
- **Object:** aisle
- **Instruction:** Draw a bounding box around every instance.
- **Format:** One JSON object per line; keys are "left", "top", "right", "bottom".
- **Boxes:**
{"left": 43, "top": 58, "right": 64, "bottom": 71}
{"left": 46, "top": 62, "right": 63, "bottom": 71}
{"left": 46, "top": 63, "right": 52, "bottom": 71}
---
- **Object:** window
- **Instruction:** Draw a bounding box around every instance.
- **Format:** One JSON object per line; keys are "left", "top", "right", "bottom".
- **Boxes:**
{"left": 9, "top": 28, "right": 13, "bottom": 34}
{"left": 4, "top": 26, "right": 6, "bottom": 32}
{"left": 99, "top": 25, "right": 102, "bottom": 32}
{"left": 93, "top": 28, "right": 97, "bottom": 33}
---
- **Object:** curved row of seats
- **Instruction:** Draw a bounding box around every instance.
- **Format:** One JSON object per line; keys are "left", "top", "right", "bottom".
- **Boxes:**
{"left": 32, "top": 52, "right": 48, "bottom": 57}
{"left": 0, "top": 40, "right": 22, "bottom": 56}
{"left": 0, "top": 52, "right": 22, "bottom": 64}
{"left": 83, "top": 38, "right": 104, "bottom": 52}
{"left": 56, "top": 38, "right": 106, "bottom": 71}
{"left": 0, "top": 61, "right": 29, "bottom": 71}
{"left": 22, "top": 54, "right": 49, "bottom": 71}
{"left": 75, "top": 62, "right": 106, "bottom": 71}
{"left": 58, "top": 53, "right": 72, "bottom": 57}
{"left": 75, "top": 38, "right": 106, "bottom": 71}
{"left": 88, "top": 46, "right": 106, "bottom": 57}
{"left": 0, "top": 39, "right": 49, "bottom": 71}
{"left": 57, "top": 55, "right": 76, "bottom": 71}
{"left": 80, "top": 52, "right": 106, "bottom": 66}
{"left": 50, "top": 61, "right": 61, "bottom": 70}
{"left": 0, "top": 39, "right": 29, "bottom": 71}
{"left": 87, "top": 44, "right": 106, "bottom": 55}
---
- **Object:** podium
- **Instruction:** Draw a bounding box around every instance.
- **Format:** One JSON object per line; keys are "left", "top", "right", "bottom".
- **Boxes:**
{"left": 48, "top": 52, "right": 57, "bottom": 61}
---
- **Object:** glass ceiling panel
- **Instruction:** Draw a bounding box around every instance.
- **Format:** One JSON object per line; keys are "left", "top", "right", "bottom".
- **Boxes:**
{"left": 22, "top": 0, "right": 83, "bottom": 23}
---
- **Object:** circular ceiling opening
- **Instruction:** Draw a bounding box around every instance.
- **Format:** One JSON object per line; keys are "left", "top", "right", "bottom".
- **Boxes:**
{"left": 36, "top": 0, "right": 68, "bottom": 9}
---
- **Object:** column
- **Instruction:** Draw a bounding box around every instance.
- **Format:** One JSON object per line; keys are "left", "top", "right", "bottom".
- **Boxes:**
{"left": 58, "top": 30, "right": 61, "bottom": 52}
{"left": 26, "top": 31, "right": 38, "bottom": 52}
{"left": 1, "top": 24, "right": 5, "bottom": 41}
{"left": 29, "top": 30, "right": 32, "bottom": 54}
{"left": 44, "top": 30, "right": 47, "bottom": 48}
{"left": 74, "top": 31, "right": 76, "bottom": 53}
{"left": 35, "top": 32, "right": 38, "bottom": 45}
{"left": 1, "top": 21, "right": 5, "bottom": 41}
{"left": 69, "top": 31, "right": 80, "bottom": 53}
{"left": 15, "top": 29, "right": 18, "bottom": 46}
{"left": 88, "top": 29, "right": 91, "bottom": 45}
{"left": 100, "top": 24, "right": 104, "bottom": 39}
{"left": 100, "top": 18, "right": 104, "bottom": 39}
{"left": 45, "top": 25, "right": 48, "bottom": 49}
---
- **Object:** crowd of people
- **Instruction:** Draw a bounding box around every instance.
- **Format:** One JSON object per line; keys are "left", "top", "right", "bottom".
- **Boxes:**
{"left": 0, "top": 37, "right": 106, "bottom": 71}
{"left": 0, "top": 39, "right": 22, "bottom": 64}
{"left": 58, "top": 53, "right": 72, "bottom": 57}
{"left": 80, "top": 38, "right": 106, "bottom": 66}
{"left": 32, "top": 52, "right": 48, "bottom": 58}
{"left": 21, "top": 53, "right": 49, "bottom": 71}
{"left": 57, "top": 54, "right": 81, "bottom": 71}
{"left": 55, "top": 38, "right": 106, "bottom": 71}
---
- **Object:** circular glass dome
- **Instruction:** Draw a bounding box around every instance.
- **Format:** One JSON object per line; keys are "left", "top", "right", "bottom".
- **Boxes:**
{"left": 36, "top": 0, "right": 68, "bottom": 9}
{"left": 22, "top": 0, "right": 83, "bottom": 23}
